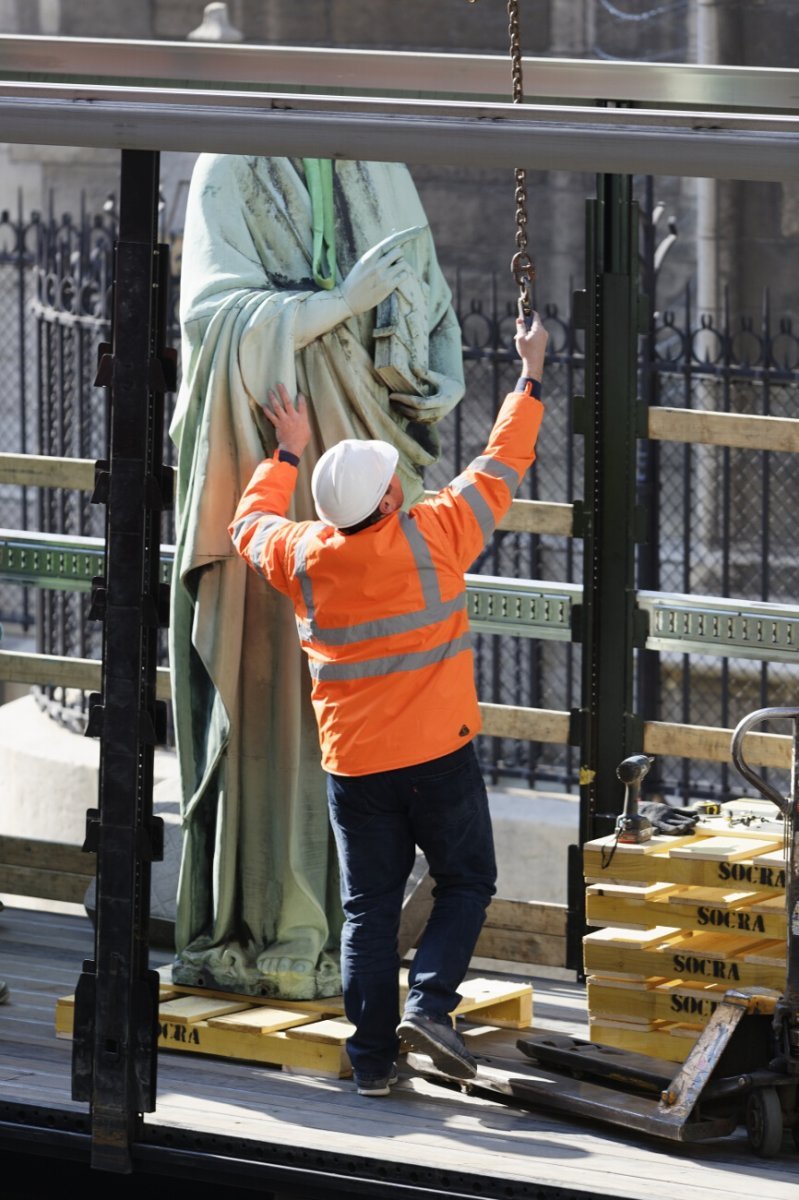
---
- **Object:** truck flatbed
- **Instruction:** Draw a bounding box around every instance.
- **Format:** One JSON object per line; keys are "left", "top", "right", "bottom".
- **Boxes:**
{"left": 2, "top": 901, "right": 798, "bottom": 1199}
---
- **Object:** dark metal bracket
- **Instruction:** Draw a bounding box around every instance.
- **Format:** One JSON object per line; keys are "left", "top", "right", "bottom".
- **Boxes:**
{"left": 69, "top": 149, "right": 174, "bottom": 1175}
{"left": 568, "top": 176, "right": 650, "bottom": 967}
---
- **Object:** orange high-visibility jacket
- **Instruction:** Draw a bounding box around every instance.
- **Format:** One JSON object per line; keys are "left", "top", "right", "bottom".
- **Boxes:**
{"left": 229, "top": 389, "right": 544, "bottom": 776}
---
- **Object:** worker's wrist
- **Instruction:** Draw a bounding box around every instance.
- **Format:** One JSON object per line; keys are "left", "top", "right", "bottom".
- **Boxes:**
{"left": 276, "top": 447, "right": 301, "bottom": 466}
{"left": 514, "top": 374, "right": 542, "bottom": 399}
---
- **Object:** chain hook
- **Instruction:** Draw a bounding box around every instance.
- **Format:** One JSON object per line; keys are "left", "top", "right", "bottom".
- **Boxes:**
{"left": 511, "top": 250, "right": 534, "bottom": 319}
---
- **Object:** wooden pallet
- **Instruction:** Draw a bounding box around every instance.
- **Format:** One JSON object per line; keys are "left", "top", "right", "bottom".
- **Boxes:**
{"left": 583, "top": 831, "right": 785, "bottom": 892}
{"left": 586, "top": 881, "right": 787, "bottom": 939}
{"left": 583, "top": 925, "right": 786, "bottom": 990}
{"left": 589, "top": 1018, "right": 702, "bottom": 1064}
{"left": 55, "top": 970, "right": 533, "bottom": 1077}
{"left": 586, "top": 974, "right": 780, "bottom": 1027}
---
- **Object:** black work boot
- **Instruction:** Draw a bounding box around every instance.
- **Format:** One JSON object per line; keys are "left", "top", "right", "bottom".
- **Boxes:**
{"left": 397, "top": 1013, "right": 477, "bottom": 1079}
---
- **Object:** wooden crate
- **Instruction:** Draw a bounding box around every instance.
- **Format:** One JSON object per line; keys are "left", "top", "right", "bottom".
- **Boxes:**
{"left": 582, "top": 821, "right": 787, "bottom": 1062}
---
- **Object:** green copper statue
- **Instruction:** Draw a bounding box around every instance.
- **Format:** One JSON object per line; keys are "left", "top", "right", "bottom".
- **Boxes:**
{"left": 169, "top": 155, "right": 464, "bottom": 999}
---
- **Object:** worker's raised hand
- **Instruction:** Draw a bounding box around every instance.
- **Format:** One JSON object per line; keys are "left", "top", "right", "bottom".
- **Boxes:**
{"left": 261, "top": 383, "right": 311, "bottom": 459}
{"left": 339, "top": 225, "right": 425, "bottom": 317}
{"left": 514, "top": 306, "right": 548, "bottom": 382}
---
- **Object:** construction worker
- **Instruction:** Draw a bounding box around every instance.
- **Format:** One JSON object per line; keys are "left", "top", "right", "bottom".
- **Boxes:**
{"left": 229, "top": 309, "right": 548, "bottom": 1095}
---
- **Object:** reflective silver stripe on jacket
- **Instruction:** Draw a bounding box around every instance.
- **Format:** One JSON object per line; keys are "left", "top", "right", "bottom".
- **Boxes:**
{"left": 294, "top": 523, "right": 319, "bottom": 616}
{"left": 308, "top": 632, "right": 473, "bottom": 682}
{"left": 296, "top": 593, "right": 466, "bottom": 646}
{"left": 450, "top": 454, "right": 522, "bottom": 544}
{"left": 295, "top": 457, "right": 517, "bottom": 653}
{"left": 295, "top": 511, "right": 466, "bottom": 647}
{"left": 470, "top": 453, "right": 521, "bottom": 494}
{"left": 230, "top": 511, "right": 290, "bottom": 578}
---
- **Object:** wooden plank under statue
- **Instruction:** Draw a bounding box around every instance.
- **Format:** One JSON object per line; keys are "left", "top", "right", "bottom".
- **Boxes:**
{"left": 55, "top": 970, "right": 533, "bottom": 1077}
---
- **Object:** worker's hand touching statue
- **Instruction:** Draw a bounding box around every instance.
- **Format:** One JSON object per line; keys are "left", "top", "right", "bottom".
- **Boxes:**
{"left": 261, "top": 384, "right": 311, "bottom": 459}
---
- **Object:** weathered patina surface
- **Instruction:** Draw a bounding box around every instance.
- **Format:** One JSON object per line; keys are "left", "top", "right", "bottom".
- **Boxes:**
{"left": 169, "top": 155, "right": 463, "bottom": 998}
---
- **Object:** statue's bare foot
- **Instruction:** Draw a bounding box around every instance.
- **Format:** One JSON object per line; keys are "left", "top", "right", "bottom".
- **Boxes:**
{"left": 257, "top": 934, "right": 316, "bottom": 974}
{"left": 256, "top": 934, "right": 321, "bottom": 1000}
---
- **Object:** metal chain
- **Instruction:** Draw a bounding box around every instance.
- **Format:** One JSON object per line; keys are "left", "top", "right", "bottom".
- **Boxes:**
{"left": 508, "top": 0, "right": 534, "bottom": 316}
{"left": 508, "top": 0, "right": 524, "bottom": 105}
{"left": 465, "top": 0, "right": 534, "bottom": 313}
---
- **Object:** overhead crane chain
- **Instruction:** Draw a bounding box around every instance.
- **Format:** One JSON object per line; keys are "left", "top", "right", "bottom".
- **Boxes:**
{"left": 465, "top": 0, "right": 534, "bottom": 314}
{"left": 508, "top": 0, "right": 534, "bottom": 316}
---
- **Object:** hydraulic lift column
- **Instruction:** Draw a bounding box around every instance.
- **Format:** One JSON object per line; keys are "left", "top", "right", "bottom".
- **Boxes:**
{"left": 70, "top": 148, "right": 174, "bottom": 1173}
{"left": 567, "top": 173, "right": 649, "bottom": 971}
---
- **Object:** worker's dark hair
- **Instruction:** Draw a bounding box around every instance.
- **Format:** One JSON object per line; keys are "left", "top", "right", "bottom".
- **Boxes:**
{"left": 339, "top": 506, "right": 384, "bottom": 536}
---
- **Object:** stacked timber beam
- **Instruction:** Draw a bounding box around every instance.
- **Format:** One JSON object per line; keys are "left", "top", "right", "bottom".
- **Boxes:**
{"left": 582, "top": 802, "right": 786, "bottom": 1062}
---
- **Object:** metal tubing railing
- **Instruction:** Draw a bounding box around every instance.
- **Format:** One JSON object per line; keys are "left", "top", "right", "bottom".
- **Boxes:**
{"left": 0, "top": 94, "right": 795, "bottom": 181}
{"left": 1, "top": 35, "right": 798, "bottom": 111}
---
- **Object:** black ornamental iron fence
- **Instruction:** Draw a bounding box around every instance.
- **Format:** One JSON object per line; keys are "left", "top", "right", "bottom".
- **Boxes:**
{"left": 2, "top": 200, "right": 799, "bottom": 799}
{"left": 34, "top": 199, "right": 114, "bottom": 714}
{"left": 0, "top": 197, "right": 39, "bottom": 632}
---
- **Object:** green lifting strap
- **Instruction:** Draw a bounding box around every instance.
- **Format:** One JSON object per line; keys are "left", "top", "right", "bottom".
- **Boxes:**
{"left": 303, "top": 158, "right": 337, "bottom": 290}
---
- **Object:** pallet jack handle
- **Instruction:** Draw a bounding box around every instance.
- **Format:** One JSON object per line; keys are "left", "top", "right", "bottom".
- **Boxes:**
{"left": 730, "top": 704, "right": 799, "bottom": 817}
{"left": 731, "top": 705, "right": 799, "bottom": 1067}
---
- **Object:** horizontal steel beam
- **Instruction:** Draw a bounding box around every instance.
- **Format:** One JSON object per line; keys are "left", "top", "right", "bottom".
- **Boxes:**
{"left": 0, "top": 529, "right": 172, "bottom": 591}
{"left": 1, "top": 36, "right": 797, "bottom": 112}
{"left": 0, "top": 530, "right": 574, "bottom": 640}
{"left": 638, "top": 590, "right": 799, "bottom": 663}
{"left": 5, "top": 81, "right": 798, "bottom": 134}
{"left": 0, "top": 96, "right": 796, "bottom": 181}
{"left": 5, "top": 531, "right": 799, "bottom": 660}
{"left": 0, "top": 36, "right": 797, "bottom": 180}
{"left": 467, "top": 575, "right": 577, "bottom": 642}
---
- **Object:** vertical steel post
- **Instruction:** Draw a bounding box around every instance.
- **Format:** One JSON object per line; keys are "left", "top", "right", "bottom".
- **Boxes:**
{"left": 573, "top": 174, "right": 648, "bottom": 852}
{"left": 70, "top": 149, "right": 172, "bottom": 1173}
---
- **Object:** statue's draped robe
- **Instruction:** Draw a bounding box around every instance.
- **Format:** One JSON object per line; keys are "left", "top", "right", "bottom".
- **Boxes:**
{"left": 169, "top": 156, "right": 464, "bottom": 998}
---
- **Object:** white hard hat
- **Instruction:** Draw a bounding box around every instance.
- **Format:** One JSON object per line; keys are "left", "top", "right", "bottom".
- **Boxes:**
{"left": 311, "top": 439, "right": 399, "bottom": 529}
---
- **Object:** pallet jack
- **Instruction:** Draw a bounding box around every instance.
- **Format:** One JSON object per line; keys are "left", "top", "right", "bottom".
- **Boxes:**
{"left": 408, "top": 706, "right": 799, "bottom": 1157}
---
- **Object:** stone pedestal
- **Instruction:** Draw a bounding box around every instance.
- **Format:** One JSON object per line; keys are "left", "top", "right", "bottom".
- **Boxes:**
{"left": 1, "top": 693, "right": 578, "bottom": 953}
{"left": 0, "top": 693, "right": 181, "bottom": 945}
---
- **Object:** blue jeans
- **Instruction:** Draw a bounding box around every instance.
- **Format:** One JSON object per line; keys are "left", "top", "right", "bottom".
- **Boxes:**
{"left": 326, "top": 742, "right": 497, "bottom": 1081}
